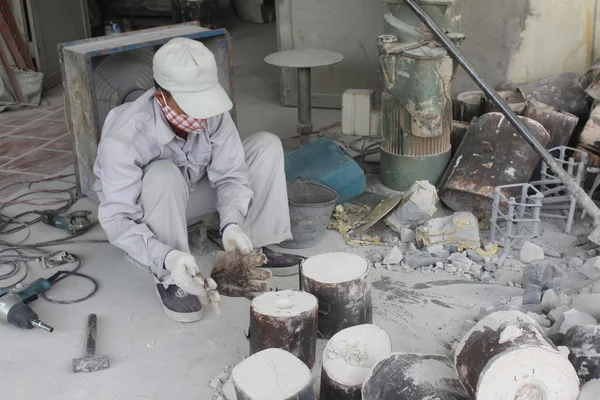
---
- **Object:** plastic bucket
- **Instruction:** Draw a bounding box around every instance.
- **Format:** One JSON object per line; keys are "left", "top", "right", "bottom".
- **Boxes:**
{"left": 280, "top": 180, "right": 339, "bottom": 249}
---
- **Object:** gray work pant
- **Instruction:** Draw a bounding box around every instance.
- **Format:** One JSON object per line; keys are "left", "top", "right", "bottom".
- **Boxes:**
{"left": 139, "top": 132, "right": 292, "bottom": 284}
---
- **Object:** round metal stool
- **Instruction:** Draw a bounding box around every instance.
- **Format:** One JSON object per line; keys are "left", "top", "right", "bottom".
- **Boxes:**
{"left": 265, "top": 49, "right": 343, "bottom": 144}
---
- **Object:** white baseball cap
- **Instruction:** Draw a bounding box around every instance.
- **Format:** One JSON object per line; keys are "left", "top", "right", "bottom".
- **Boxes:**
{"left": 153, "top": 37, "right": 233, "bottom": 119}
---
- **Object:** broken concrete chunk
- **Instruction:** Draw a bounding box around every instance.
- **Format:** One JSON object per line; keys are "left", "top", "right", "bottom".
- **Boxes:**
{"left": 579, "top": 257, "right": 600, "bottom": 280}
{"left": 522, "top": 263, "right": 544, "bottom": 287}
{"left": 367, "top": 252, "right": 384, "bottom": 264}
{"left": 481, "top": 271, "right": 491, "bottom": 282}
{"left": 527, "top": 312, "right": 551, "bottom": 328}
{"left": 546, "top": 272, "right": 591, "bottom": 294}
{"left": 386, "top": 181, "right": 438, "bottom": 230}
{"left": 466, "top": 249, "right": 484, "bottom": 264}
{"left": 484, "top": 262, "right": 497, "bottom": 273}
{"left": 400, "top": 228, "right": 416, "bottom": 243}
{"left": 588, "top": 249, "right": 598, "bottom": 258}
{"left": 548, "top": 306, "right": 570, "bottom": 324}
{"left": 523, "top": 284, "right": 542, "bottom": 305}
{"left": 416, "top": 212, "right": 480, "bottom": 250}
{"left": 427, "top": 244, "right": 444, "bottom": 255}
{"left": 571, "top": 293, "right": 600, "bottom": 320}
{"left": 382, "top": 246, "right": 403, "bottom": 265}
{"left": 541, "top": 289, "right": 560, "bottom": 313}
{"left": 548, "top": 309, "right": 597, "bottom": 336}
{"left": 520, "top": 241, "right": 545, "bottom": 264}
{"left": 470, "top": 264, "right": 483, "bottom": 274}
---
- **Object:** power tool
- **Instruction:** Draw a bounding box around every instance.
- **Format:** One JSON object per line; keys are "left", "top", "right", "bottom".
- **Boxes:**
{"left": 0, "top": 291, "right": 53, "bottom": 332}
{"left": 36, "top": 210, "right": 94, "bottom": 235}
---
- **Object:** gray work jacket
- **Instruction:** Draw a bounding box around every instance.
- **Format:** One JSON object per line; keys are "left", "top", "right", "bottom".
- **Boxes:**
{"left": 93, "top": 89, "right": 251, "bottom": 269}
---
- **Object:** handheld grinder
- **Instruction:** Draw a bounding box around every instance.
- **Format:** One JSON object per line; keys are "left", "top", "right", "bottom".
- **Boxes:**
{"left": 0, "top": 292, "right": 54, "bottom": 332}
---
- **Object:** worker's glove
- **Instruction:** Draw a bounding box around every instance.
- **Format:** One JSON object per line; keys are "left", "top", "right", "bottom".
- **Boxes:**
{"left": 222, "top": 224, "right": 253, "bottom": 254}
{"left": 210, "top": 250, "right": 271, "bottom": 300}
{"left": 164, "top": 250, "right": 217, "bottom": 299}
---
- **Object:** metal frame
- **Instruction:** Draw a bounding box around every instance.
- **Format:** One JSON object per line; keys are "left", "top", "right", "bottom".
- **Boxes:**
{"left": 490, "top": 183, "right": 544, "bottom": 265}
{"left": 530, "top": 146, "right": 588, "bottom": 234}
{"left": 60, "top": 23, "right": 236, "bottom": 199}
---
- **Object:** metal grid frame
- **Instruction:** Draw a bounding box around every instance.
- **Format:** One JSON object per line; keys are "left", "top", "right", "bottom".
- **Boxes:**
{"left": 490, "top": 183, "right": 544, "bottom": 264}
{"left": 530, "top": 146, "right": 588, "bottom": 234}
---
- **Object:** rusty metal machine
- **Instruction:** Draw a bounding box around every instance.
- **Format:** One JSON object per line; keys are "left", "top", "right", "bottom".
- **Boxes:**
{"left": 378, "top": 0, "right": 464, "bottom": 190}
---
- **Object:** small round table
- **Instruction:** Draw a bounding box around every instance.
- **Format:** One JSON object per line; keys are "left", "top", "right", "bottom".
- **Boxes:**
{"left": 265, "top": 49, "right": 344, "bottom": 144}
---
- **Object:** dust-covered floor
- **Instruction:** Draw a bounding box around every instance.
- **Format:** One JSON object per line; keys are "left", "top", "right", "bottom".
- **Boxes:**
{"left": 0, "top": 19, "right": 596, "bottom": 400}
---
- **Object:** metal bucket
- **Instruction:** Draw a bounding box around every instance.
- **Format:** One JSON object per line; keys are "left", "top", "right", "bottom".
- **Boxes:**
{"left": 279, "top": 181, "right": 339, "bottom": 249}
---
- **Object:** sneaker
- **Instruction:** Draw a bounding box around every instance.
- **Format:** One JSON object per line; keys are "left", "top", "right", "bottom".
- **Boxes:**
{"left": 262, "top": 247, "right": 305, "bottom": 277}
{"left": 154, "top": 284, "right": 203, "bottom": 322}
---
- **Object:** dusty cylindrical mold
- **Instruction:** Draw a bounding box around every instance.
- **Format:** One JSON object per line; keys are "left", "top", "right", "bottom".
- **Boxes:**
{"left": 301, "top": 252, "right": 372, "bottom": 339}
{"left": 362, "top": 353, "right": 469, "bottom": 400}
{"left": 439, "top": 113, "right": 551, "bottom": 216}
{"left": 455, "top": 310, "right": 580, "bottom": 399}
{"left": 564, "top": 325, "right": 600, "bottom": 383}
{"left": 320, "top": 324, "right": 392, "bottom": 399}
{"left": 232, "top": 348, "right": 316, "bottom": 400}
{"left": 454, "top": 90, "right": 485, "bottom": 123}
{"left": 249, "top": 290, "right": 318, "bottom": 368}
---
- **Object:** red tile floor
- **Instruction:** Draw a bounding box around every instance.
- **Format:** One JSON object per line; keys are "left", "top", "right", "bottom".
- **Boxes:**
{"left": 0, "top": 86, "right": 74, "bottom": 200}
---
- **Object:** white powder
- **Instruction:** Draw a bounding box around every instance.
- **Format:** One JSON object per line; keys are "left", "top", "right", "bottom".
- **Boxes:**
{"left": 302, "top": 253, "right": 368, "bottom": 284}
{"left": 231, "top": 348, "right": 311, "bottom": 399}
{"left": 498, "top": 325, "right": 523, "bottom": 344}
{"left": 323, "top": 324, "right": 392, "bottom": 386}
{"left": 252, "top": 290, "right": 318, "bottom": 317}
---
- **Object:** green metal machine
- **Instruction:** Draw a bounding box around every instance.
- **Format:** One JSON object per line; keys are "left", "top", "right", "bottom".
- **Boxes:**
{"left": 378, "top": 0, "right": 464, "bottom": 190}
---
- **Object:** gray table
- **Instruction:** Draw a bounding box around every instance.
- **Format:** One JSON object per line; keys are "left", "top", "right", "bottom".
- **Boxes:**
{"left": 265, "top": 49, "right": 343, "bottom": 144}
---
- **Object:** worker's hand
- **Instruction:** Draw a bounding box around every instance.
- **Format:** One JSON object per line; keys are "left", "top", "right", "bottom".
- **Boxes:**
{"left": 222, "top": 224, "right": 253, "bottom": 254}
{"left": 210, "top": 250, "right": 271, "bottom": 300}
{"left": 164, "top": 250, "right": 217, "bottom": 298}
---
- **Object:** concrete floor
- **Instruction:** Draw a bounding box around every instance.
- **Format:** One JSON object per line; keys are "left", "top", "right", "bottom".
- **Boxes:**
{"left": 0, "top": 21, "right": 516, "bottom": 399}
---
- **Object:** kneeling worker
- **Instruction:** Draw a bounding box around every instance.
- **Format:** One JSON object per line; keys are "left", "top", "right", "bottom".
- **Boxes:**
{"left": 93, "top": 37, "right": 300, "bottom": 322}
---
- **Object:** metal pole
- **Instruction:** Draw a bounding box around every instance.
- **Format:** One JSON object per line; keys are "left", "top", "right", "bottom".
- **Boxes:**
{"left": 297, "top": 67, "right": 312, "bottom": 145}
{"left": 402, "top": 0, "right": 600, "bottom": 223}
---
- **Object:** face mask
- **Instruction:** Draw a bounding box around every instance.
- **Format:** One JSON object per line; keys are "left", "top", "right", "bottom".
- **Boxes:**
{"left": 155, "top": 90, "right": 206, "bottom": 134}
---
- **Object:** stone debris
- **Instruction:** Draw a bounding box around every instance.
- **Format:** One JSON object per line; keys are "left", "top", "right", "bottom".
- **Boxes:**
{"left": 527, "top": 312, "right": 551, "bottom": 328}
{"left": 427, "top": 243, "right": 444, "bottom": 255}
{"left": 481, "top": 271, "right": 492, "bottom": 282}
{"left": 568, "top": 257, "right": 584, "bottom": 269}
{"left": 520, "top": 241, "right": 545, "bottom": 264}
{"left": 382, "top": 246, "right": 403, "bottom": 265}
{"left": 579, "top": 257, "right": 600, "bottom": 280}
{"left": 548, "top": 308, "right": 597, "bottom": 336}
{"left": 523, "top": 284, "right": 542, "bottom": 305}
{"left": 400, "top": 228, "right": 416, "bottom": 243}
{"left": 541, "top": 289, "right": 571, "bottom": 313}
{"left": 547, "top": 306, "right": 570, "bottom": 324}
{"left": 570, "top": 293, "right": 600, "bottom": 320}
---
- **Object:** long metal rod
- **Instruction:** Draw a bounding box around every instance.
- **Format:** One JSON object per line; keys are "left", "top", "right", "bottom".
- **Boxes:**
{"left": 401, "top": 0, "right": 600, "bottom": 222}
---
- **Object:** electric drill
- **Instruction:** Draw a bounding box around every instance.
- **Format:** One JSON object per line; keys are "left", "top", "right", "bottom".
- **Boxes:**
{"left": 0, "top": 289, "right": 54, "bottom": 332}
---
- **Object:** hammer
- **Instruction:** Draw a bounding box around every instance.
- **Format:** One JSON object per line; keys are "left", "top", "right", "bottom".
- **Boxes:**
{"left": 73, "top": 314, "right": 110, "bottom": 373}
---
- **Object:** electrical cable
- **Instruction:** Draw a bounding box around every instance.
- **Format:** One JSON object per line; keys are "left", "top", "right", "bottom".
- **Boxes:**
{"left": 0, "top": 175, "right": 106, "bottom": 303}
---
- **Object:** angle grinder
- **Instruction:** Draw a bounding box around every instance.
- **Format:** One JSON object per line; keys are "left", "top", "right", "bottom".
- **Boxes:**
{"left": 36, "top": 210, "right": 94, "bottom": 235}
